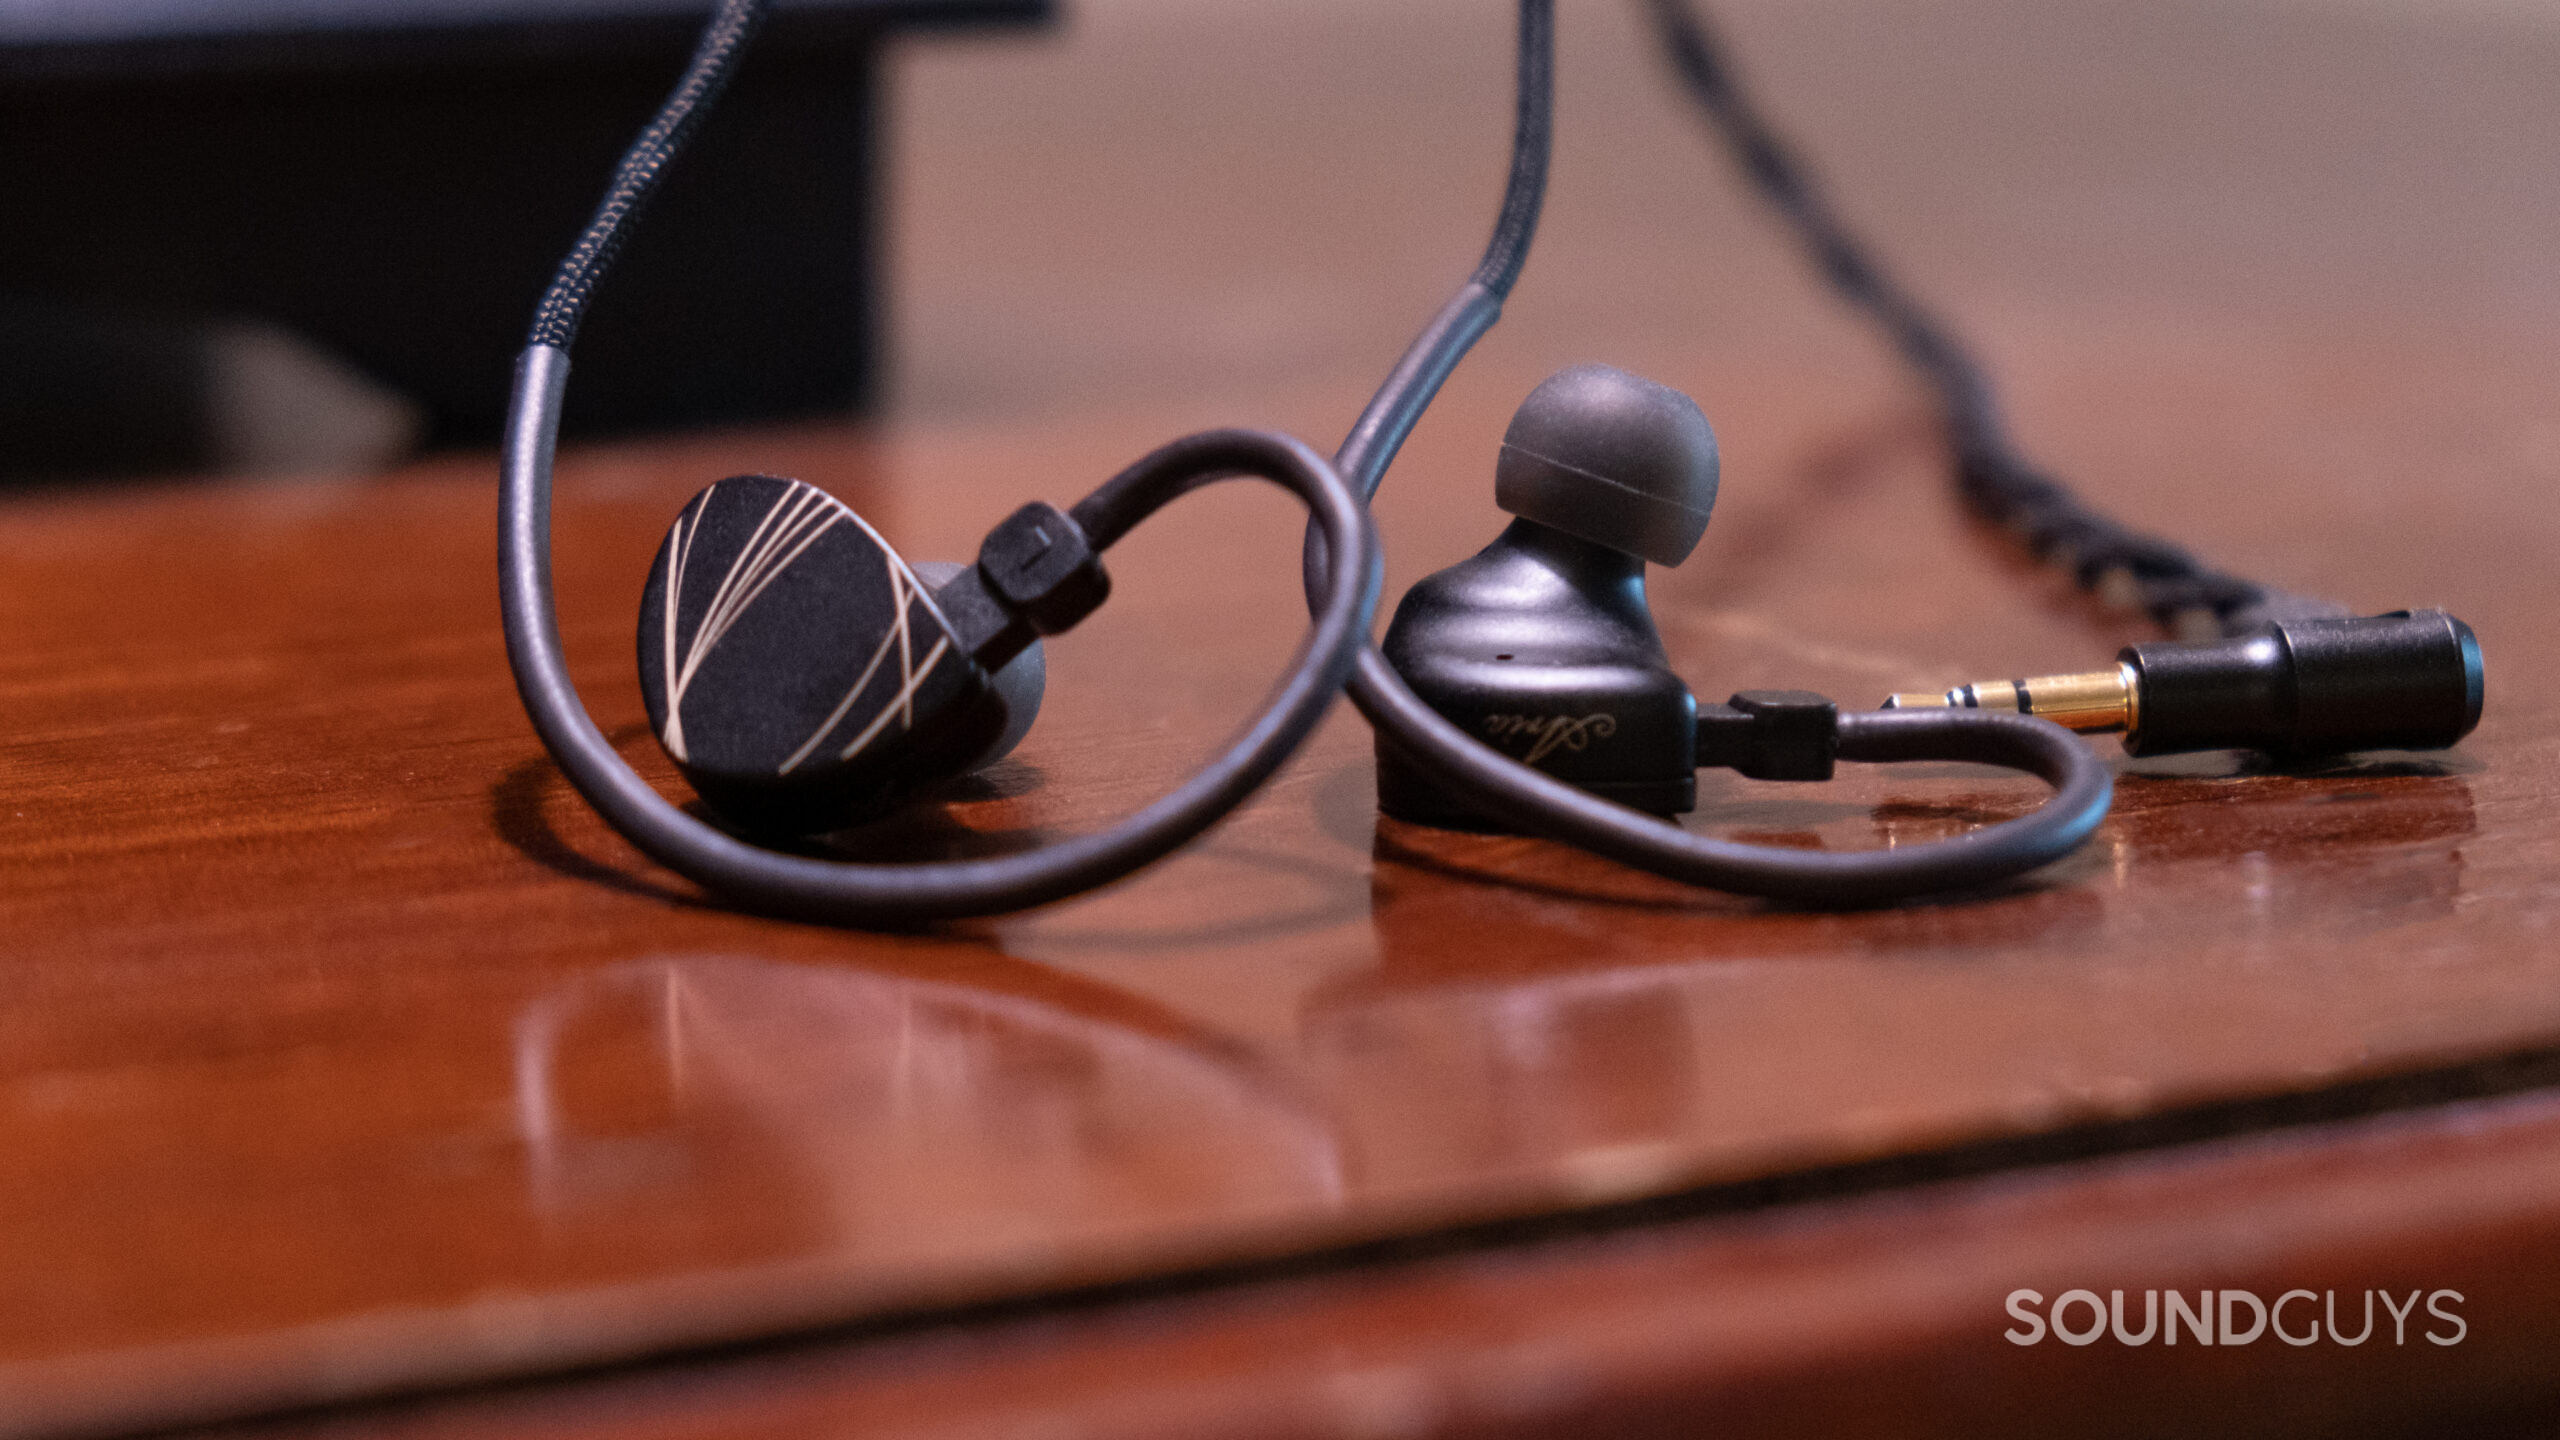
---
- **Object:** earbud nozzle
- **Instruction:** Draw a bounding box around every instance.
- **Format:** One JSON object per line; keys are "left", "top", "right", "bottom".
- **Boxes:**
{"left": 914, "top": 560, "right": 1045, "bottom": 769}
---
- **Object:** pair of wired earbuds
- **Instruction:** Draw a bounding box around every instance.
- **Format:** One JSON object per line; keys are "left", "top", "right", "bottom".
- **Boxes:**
{"left": 500, "top": 0, "right": 2480, "bottom": 926}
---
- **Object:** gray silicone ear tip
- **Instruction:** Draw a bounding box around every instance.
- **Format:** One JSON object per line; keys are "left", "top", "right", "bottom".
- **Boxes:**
{"left": 914, "top": 561, "right": 1045, "bottom": 769}
{"left": 1494, "top": 363, "right": 1719, "bottom": 567}
{"left": 977, "top": 639, "right": 1044, "bottom": 765}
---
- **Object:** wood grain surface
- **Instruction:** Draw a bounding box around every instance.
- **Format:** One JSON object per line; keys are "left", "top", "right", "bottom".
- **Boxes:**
{"left": 4, "top": 0, "right": 2559, "bottom": 1435}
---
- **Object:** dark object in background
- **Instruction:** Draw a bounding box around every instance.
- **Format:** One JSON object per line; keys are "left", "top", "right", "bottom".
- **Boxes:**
{"left": 0, "top": 294, "right": 425, "bottom": 480}
{"left": 0, "top": 0, "right": 1050, "bottom": 476}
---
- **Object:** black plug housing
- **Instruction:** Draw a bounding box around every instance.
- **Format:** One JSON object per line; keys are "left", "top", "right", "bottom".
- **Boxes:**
{"left": 2120, "top": 609, "right": 2482, "bottom": 758}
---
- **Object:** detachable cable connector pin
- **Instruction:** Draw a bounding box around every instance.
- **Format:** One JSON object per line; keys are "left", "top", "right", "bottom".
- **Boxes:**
{"left": 1882, "top": 610, "right": 2482, "bottom": 758}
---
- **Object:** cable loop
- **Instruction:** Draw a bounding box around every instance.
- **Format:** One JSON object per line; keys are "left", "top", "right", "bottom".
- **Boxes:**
{"left": 505, "top": 348, "right": 1380, "bottom": 923}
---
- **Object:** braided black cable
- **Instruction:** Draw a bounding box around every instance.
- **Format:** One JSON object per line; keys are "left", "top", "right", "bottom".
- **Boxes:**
{"left": 1332, "top": 0, "right": 1555, "bottom": 503}
{"left": 527, "top": 0, "right": 769, "bottom": 350}
{"left": 1469, "top": 0, "right": 1555, "bottom": 298}
{"left": 1642, "top": 0, "right": 2332, "bottom": 639}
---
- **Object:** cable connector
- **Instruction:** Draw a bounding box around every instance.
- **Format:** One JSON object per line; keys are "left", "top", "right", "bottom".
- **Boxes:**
{"left": 1696, "top": 689, "right": 1839, "bottom": 780}
{"left": 931, "top": 502, "right": 1112, "bottom": 670}
{"left": 1884, "top": 610, "right": 2483, "bottom": 758}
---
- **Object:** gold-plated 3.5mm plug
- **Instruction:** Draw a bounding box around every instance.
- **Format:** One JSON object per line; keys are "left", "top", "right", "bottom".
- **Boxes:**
{"left": 1883, "top": 663, "right": 2138, "bottom": 734}
{"left": 1880, "top": 610, "right": 2483, "bottom": 758}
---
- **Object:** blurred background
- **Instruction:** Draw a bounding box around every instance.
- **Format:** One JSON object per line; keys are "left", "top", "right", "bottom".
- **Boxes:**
{"left": 4, "top": 0, "right": 2558, "bottom": 482}
{"left": 0, "top": 0, "right": 1043, "bottom": 481}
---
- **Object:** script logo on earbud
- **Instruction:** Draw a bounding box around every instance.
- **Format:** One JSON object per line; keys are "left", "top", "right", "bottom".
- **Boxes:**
{"left": 1484, "top": 712, "right": 1618, "bottom": 766}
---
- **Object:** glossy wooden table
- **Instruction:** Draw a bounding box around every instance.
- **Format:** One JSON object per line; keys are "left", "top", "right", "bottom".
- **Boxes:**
{"left": 6, "top": 0, "right": 2560, "bottom": 1435}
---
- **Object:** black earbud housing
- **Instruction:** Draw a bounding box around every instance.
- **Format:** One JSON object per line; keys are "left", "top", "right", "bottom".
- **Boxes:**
{"left": 637, "top": 474, "right": 1025, "bottom": 835}
{"left": 1379, "top": 519, "right": 1699, "bottom": 826}
{"left": 1379, "top": 364, "right": 1721, "bottom": 829}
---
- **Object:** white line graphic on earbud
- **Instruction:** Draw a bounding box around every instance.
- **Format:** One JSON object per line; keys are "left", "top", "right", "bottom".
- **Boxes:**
{"left": 661, "top": 486, "right": 704, "bottom": 760}
{"left": 831, "top": 636, "right": 952, "bottom": 765}
{"left": 661, "top": 480, "right": 843, "bottom": 761}
{"left": 777, "top": 555, "right": 913, "bottom": 776}
{"left": 776, "top": 552, "right": 954, "bottom": 776}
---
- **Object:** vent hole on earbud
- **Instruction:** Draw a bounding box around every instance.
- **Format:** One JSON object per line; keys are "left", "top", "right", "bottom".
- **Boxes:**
{"left": 1494, "top": 653, "right": 1514, "bottom": 661}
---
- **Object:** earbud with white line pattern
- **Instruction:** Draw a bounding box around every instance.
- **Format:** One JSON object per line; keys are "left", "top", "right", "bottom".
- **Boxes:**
{"left": 638, "top": 474, "right": 1060, "bottom": 836}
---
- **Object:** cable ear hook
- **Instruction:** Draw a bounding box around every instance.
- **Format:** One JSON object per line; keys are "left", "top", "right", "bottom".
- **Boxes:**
{"left": 507, "top": 350, "right": 1379, "bottom": 921}
{"left": 499, "top": 0, "right": 1391, "bottom": 923}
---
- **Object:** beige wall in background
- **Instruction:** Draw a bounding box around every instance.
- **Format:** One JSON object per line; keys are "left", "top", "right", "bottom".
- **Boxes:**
{"left": 885, "top": 0, "right": 2560, "bottom": 437}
